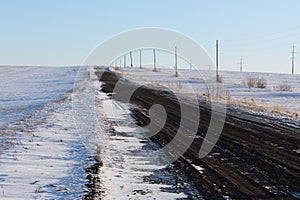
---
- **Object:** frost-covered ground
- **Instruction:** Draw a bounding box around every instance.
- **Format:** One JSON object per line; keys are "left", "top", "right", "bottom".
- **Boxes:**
{"left": 0, "top": 66, "right": 202, "bottom": 199}
{"left": 0, "top": 66, "right": 91, "bottom": 199}
{"left": 0, "top": 66, "right": 78, "bottom": 128}
{"left": 0, "top": 98, "right": 90, "bottom": 199}
{"left": 1, "top": 65, "right": 298, "bottom": 199}
{"left": 115, "top": 67, "right": 300, "bottom": 121}
{"left": 95, "top": 89, "right": 202, "bottom": 199}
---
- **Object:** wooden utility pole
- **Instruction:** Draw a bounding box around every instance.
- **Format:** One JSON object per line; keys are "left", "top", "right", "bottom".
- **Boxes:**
{"left": 216, "top": 40, "right": 220, "bottom": 82}
{"left": 175, "top": 46, "right": 178, "bottom": 77}
{"left": 130, "top": 51, "right": 133, "bottom": 68}
{"left": 153, "top": 49, "right": 157, "bottom": 72}
{"left": 139, "top": 49, "right": 142, "bottom": 69}
{"left": 291, "top": 43, "right": 297, "bottom": 74}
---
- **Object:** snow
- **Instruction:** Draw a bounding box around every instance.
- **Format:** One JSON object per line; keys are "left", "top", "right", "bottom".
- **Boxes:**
{"left": 113, "top": 67, "right": 300, "bottom": 121}
{"left": 0, "top": 66, "right": 78, "bottom": 128}
{"left": 0, "top": 65, "right": 203, "bottom": 199}
{"left": 92, "top": 67, "right": 202, "bottom": 199}
{"left": 0, "top": 66, "right": 90, "bottom": 199}
{"left": 2, "top": 64, "right": 297, "bottom": 199}
{"left": 0, "top": 90, "right": 89, "bottom": 199}
{"left": 95, "top": 92, "right": 191, "bottom": 199}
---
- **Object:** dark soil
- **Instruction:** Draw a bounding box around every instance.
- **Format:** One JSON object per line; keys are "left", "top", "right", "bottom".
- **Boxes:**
{"left": 97, "top": 68, "right": 300, "bottom": 200}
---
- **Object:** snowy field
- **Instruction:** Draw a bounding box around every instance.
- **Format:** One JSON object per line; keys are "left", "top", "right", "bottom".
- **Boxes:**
{"left": 115, "top": 67, "right": 300, "bottom": 121}
{"left": 0, "top": 66, "right": 90, "bottom": 199}
{"left": 0, "top": 66, "right": 201, "bottom": 199}
{"left": 1, "top": 65, "right": 299, "bottom": 199}
{"left": 0, "top": 66, "right": 78, "bottom": 128}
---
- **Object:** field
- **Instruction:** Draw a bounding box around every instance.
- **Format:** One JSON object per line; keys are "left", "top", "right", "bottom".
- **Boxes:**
{"left": 0, "top": 65, "right": 299, "bottom": 199}
{"left": 116, "top": 67, "right": 300, "bottom": 120}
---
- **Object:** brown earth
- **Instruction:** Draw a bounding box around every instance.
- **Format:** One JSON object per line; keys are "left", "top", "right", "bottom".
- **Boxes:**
{"left": 97, "top": 69, "right": 300, "bottom": 200}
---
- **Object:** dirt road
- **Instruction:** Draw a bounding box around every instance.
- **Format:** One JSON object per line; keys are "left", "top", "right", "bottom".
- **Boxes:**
{"left": 98, "top": 69, "right": 300, "bottom": 199}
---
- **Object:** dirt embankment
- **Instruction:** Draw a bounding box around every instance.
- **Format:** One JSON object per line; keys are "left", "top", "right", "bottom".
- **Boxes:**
{"left": 97, "top": 69, "right": 300, "bottom": 200}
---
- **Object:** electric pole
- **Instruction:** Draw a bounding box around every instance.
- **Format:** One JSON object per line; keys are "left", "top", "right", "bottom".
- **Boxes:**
{"left": 216, "top": 40, "right": 219, "bottom": 82}
{"left": 175, "top": 46, "right": 178, "bottom": 77}
{"left": 239, "top": 58, "right": 244, "bottom": 72}
{"left": 291, "top": 43, "right": 297, "bottom": 74}
{"left": 124, "top": 55, "right": 126, "bottom": 68}
{"left": 130, "top": 51, "right": 133, "bottom": 68}
{"left": 153, "top": 49, "right": 157, "bottom": 72}
{"left": 139, "top": 49, "right": 142, "bottom": 69}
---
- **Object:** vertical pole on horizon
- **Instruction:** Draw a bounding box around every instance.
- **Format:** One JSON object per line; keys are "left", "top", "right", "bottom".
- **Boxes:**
{"left": 175, "top": 46, "right": 178, "bottom": 77}
{"left": 139, "top": 49, "right": 142, "bottom": 69}
{"left": 239, "top": 58, "right": 244, "bottom": 72}
{"left": 153, "top": 49, "right": 157, "bottom": 72}
{"left": 124, "top": 55, "right": 126, "bottom": 68}
{"left": 216, "top": 40, "right": 220, "bottom": 82}
{"left": 130, "top": 51, "right": 133, "bottom": 68}
{"left": 291, "top": 43, "right": 297, "bottom": 74}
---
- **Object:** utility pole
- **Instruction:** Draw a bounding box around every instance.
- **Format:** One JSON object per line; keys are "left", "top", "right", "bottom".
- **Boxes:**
{"left": 216, "top": 40, "right": 220, "bottom": 82}
{"left": 175, "top": 46, "right": 178, "bottom": 77}
{"left": 190, "top": 60, "right": 192, "bottom": 70}
{"left": 153, "top": 49, "right": 157, "bottom": 72}
{"left": 130, "top": 51, "right": 133, "bottom": 68}
{"left": 124, "top": 55, "right": 126, "bottom": 68}
{"left": 291, "top": 43, "right": 297, "bottom": 74}
{"left": 119, "top": 59, "right": 121, "bottom": 67}
{"left": 239, "top": 58, "right": 244, "bottom": 72}
{"left": 139, "top": 49, "right": 142, "bottom": 69}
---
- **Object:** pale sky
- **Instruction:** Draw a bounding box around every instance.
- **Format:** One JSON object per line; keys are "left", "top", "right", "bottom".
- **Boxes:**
{"left": 0, "top": 0, "right": 300, "bottom": 73}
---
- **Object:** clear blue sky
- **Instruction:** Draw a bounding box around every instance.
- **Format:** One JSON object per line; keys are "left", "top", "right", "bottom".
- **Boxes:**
{"left": 1, "top": 0, "right": 300, "bottom": 73}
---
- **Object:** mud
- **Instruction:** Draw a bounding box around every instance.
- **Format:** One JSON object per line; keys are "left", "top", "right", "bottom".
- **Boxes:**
{"left": 97, "top": 69, "right": 300, "bottom": 199}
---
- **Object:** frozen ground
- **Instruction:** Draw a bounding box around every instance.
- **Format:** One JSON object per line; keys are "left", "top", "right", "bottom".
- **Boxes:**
{"left": 1, "top": 65, "right": 298, "bottom": 199}
{"left": 0, "top": 97, "right": 90, "bottom": 199}
{"left": 0, "top": 66, "right": 90, "bottom": 199}
{"left": 95, "top": 88, "right": 202, "bottom": 199}
{"left": 0, "top": 66, "right": 78, "bottom": 128}
{"left": 115, "top": 67, "right": 300, "bottom": 121}
{"left": 0, "top": 66, "right": 202, "bottom": 199}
